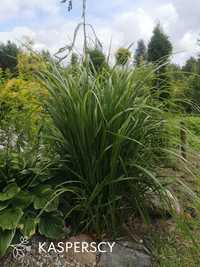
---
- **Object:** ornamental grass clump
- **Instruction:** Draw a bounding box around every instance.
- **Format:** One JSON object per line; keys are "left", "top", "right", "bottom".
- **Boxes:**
{"left": 41, "top": 64, "right": 177, "bottom": 235}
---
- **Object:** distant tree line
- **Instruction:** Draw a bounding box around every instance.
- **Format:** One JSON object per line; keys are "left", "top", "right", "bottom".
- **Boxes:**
{"left": 1, "top": 23, "right": 200, "bottom": 109}
{"left": 0, "top": 41, "right": 19, "bottom": 75}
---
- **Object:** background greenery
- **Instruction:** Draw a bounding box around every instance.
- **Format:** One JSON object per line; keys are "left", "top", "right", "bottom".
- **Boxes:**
{"left": 0, "top": 22, "right": 200, "bottom": 267}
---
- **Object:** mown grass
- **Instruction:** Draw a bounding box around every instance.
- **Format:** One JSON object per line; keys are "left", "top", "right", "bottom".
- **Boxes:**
{"left": 151, "top": 115, "right": 200, "bottom": 266}
{"left": 166, "top": 115, "right": 200, "bottom": 151}
{"left": 151, "top": 213, "right": 200, "bottom": 267}
{"left": 127, "top": 172, "right": 200, "bottom": 267}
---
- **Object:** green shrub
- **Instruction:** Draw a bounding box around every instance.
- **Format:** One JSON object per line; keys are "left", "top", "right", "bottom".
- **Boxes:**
{"left": 41, "top": 64, "right": 177, "bottom": 236}
{"left": 115, "top": 48, "right": 131, "bottom": 66}
{"left": 87, "top": 48, "right": 108, "bottom": 73}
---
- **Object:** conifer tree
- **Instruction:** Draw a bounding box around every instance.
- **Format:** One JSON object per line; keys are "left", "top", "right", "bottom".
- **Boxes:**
{"left": 147, "top": 24, "right": 172, "bottom": 63}
{"left": 147, "top": 24, "right": 173, "bottom": 99}
{"left": 134, "top": 39, "right": 147, "bottom": 66}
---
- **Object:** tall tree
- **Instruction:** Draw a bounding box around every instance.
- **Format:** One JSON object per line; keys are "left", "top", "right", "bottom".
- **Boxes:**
{"left": 147, "top": 24, "right": 172, "bottom": 63}
{"left": 182, "top": 57, "right": 199, "bottom": 74}
{"left": 182, "top": 55, "right": 200, "bottom": 110}
{"left": 134, "top": 39, "right": 147, "bottom": 66}
{"left": 147, "top": 24, "right": 173, "bottom": 99}
{"left": 71, "top": 53, "right": 79, "bottom": 66}
{"left": 88, "top": 48, "right": 107, "bottom": 73}
{"left": 0, "top": 41, "right": 19, "bottom": 74}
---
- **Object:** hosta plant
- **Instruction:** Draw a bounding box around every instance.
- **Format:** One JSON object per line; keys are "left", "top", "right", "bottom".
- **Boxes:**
{"left": 0, "top": 141, "right": 71, "bottom": 257}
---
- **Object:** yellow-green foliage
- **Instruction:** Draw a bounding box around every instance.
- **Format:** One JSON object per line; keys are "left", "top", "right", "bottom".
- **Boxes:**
{"left": 0, "top": 77, "right": 46, "bottom": 135}
{"left": 171, "top": 79, "right": 187, "bottom": 99}
{"left": 115, "top": 48, "right": 131, "bottom": 66}
{"left": 0, "top": 68, "right": 4, "bottom": 86}
{"left": 17, "top": 52, "right": 47, "bottom": 80}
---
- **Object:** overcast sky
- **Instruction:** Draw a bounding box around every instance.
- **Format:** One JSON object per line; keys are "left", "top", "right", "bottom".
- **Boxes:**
{"left": 0, "top": 0, "right": 199, "bottom": 65}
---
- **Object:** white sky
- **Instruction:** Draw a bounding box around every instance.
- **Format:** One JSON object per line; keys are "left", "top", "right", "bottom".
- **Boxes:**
{"left": 0, "top": 0, "right": 199, "bottom": 65}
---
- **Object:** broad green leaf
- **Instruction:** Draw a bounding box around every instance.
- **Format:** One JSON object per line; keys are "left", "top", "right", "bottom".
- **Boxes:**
{"left": 0, "top": 208, "right": 23, "bottom": 230}
{"left": 0, "top": 228, "right": 15, "bottom": 256}
{"left": 34, "top": 185, "right": 52, "bottom": 195}
{"left": 0, "top": 202, "right": 9, "bottom": 211}
{"left": 38, "top": 212, "right": 65, "bottom": 239}
{"left": 13, "top": 191, "right": 34, "bottom": 209}
{"left": 34, "top": 196, "right": 59, "bottom": 212}
{"left": 18, "top": 216, "right": 38, "bottom": 238}
{"left": 33, "top": 185, "right": 59, "bottom": 212}
{"left": 0, "top": 183, "right": 20, "bottom": 201}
